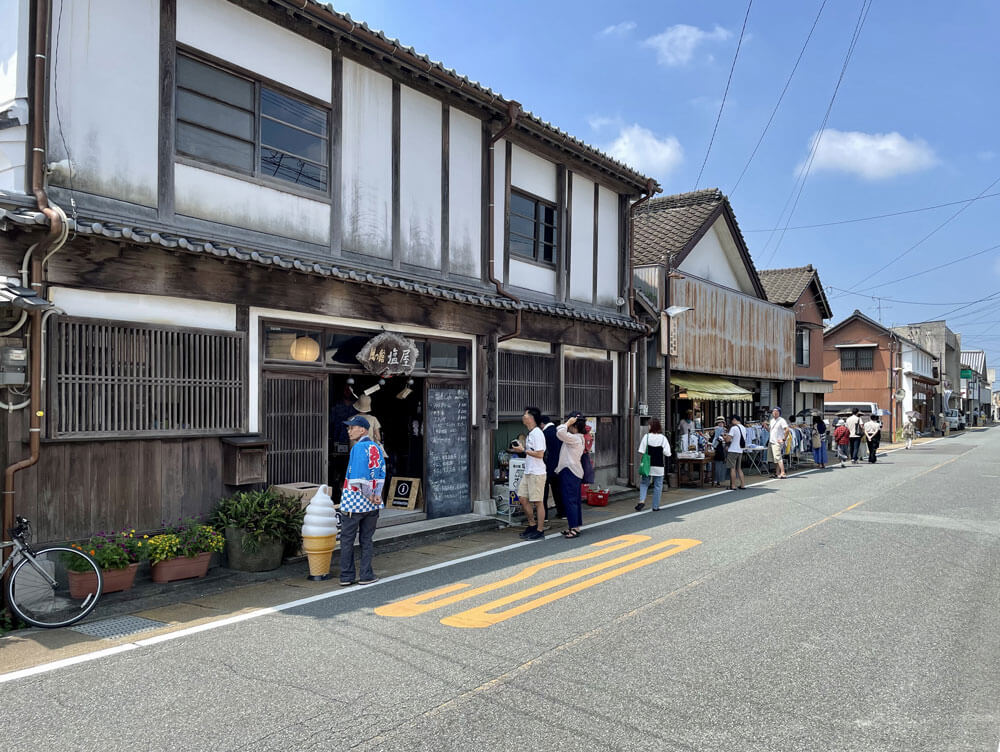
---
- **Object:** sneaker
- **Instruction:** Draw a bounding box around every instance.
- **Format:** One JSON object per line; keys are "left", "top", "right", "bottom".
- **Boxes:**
{"left": 358, "top": 576, "right": 379, "bottom": 585}
{"left": 339, "top": 580, "right": 355, "bottom": 587}
{"left": 519, "top": 528, "right": 534, "bottom": 539}
{"left": 526, "top": 529, "right": 545, "bottom": 540}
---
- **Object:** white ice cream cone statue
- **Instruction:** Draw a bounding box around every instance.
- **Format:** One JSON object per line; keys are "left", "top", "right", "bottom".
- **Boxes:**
{"left": 301, "top": 484, "right": 338, "bottom": 581}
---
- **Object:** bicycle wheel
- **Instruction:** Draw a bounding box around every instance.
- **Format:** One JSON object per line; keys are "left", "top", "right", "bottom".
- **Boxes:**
{"left": 7, "top": 547, "right": 102, "bottom": 628}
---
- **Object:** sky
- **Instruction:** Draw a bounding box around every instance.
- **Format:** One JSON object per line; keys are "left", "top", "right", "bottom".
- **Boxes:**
{"left": 334, "top": 0, "right": 1000, "bottom": 384}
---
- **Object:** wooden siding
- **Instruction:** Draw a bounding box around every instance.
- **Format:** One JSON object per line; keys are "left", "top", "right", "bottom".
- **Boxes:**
{"left": 667, "top": 277, "right": 794, "bottom": 380}
{"left": 263, "top": 373, "right": 327, "bottom": 485}
{"left": 565, "top": 358, "right": 613, "bottom": 415}
{"left": 498, "top": 352, "right": 557, "bottom": 417}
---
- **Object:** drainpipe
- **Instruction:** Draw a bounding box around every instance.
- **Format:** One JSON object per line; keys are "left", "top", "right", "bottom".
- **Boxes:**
{"left": 3, "top": 0, "right": 65, "bottom": 553}
{"left": 486, "top": 100, "right": 522, "bottom": 343}
{"left": 626, "top": 180, "right": 656, "bottom": 486}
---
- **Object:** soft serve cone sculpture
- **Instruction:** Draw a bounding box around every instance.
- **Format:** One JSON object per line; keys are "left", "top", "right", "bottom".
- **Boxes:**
{"left": 301, "top": 484, "right": 338, "bottom": 580}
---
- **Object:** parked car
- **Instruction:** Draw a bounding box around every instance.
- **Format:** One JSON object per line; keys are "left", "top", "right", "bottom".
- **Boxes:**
{"left": 943, "top": 408, "right": 965, "bottom": 431}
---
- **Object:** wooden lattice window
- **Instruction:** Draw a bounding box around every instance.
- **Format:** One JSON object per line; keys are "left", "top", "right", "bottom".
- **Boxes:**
{"left": 498, "top": 351, "right": 557, "bottom": 417}
{"left": 50, "top": 318, "right": 247, "bottom": 438}
{"left": 565, "top": 358, "right": 613, "bottom": 415}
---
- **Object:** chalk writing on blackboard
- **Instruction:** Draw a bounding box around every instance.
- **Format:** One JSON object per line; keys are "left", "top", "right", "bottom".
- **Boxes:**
{"left": 425, "top": 386, "right": 470, "bottom": 519}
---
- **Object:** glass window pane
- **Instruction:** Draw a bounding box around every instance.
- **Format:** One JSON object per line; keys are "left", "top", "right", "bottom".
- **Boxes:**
{"left": 509, "top": 237, "right": 533, "bottom": 258}
{"left": 429, "top": 342, "right": 467, "bottom": 371}
{"left": 176, "top": 122, "right": 253, "bottom": 173}
{"left": 510, "top": 214, "right": 534, "bottom": 239}
{"left": 261, "top": 148, "right": 328, "bottom": 191}
{"left": 177, "top": 89, "right": 253, "bottom": 141}
{"left": 264, "top": 326, "right": 322, "bottom": 363}
{"left": 510, "top": 193, "right": 535, "bottom": 218}
{"left": 541, "top": 242, "right": 556, "bottom": 264}
{"left": 261, "top": 88, "right": 328, "bottom": 137}
{"left": 540, "top": 204, "right": 556, "bottom": 226}
{"left": 261, "top": 118, "right": 327, "bottom": 164}
{"left": 542, "top": 224, "right": 556, "bottom": 248}
{"left": 177, "top": 55, "right": 253, "bottom": 110}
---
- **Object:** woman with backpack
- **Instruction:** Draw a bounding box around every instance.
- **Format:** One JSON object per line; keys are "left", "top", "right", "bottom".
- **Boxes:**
{"left": 723, "top": 415, "right": 747, "bottom": 490}
{"left": 811, "top": 416, "right": 828, "bottom": 469}
{"left": 710, "top": 415, "right": 728, "bottom": 487}
{"left": 635, "top": 419, "right": 670, "bottom": 511}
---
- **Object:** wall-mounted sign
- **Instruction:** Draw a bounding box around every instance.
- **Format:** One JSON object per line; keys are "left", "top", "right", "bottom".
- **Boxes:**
{"left": 357, "top": 332, "right": 420, "bottom": 376}
{"left": 960, "top": 368, "right": 973, "bottom": 379}
{"left": 388, "top": 477, "right": 422, "bottom": 510}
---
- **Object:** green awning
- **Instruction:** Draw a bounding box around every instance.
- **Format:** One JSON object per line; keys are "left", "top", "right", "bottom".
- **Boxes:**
{"left": 671, "top": 373, "right": 754, "bottom": 402}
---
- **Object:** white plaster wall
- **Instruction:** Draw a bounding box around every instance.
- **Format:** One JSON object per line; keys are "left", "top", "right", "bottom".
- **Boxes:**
{"left": 175, "top": 163, "right": 330, "bottom": 245}
{"left": 49, "top": 288, "right": 236, "bottom": 330}
{"left": 47, "top": 0, "right": 159, "bottom": 207}
{"left": 509, "top": 258, "right": 556, "bottom": 295}
{"left": 492, "top": 138, "right": 506, "bottom": 281}
{"left": 510, "top": 144, "right": 556, "bottom": 202}
{"left": 177, "top": 0, "right": 331, "bottom": 102}
{"left": 449, "top": 107, "right": 482, "bottom": 278}
{"left": 399, "top": 86, "right": 441, "bottom": 270}
{"left": 0, "top": 125, "right": 26, "bottom": 193}
{"left": 0, "top": 0, "right": 29, "bottom": 105}
{"left": 570, "top": 173, "right": 594, "bottom": 303}
{"left": 596, "top": 186, "right": 620, "bottom": 307}
{"left": 342, "top": 59, "right": 392, "bottom": 259}
{"left": 679, "top": 218, "right": 750, "bottom": 293}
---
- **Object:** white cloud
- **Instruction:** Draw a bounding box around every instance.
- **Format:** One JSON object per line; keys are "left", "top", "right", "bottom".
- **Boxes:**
{"left": 642, "top": 24, "right": 731, "bottom": 67}
{"left": 978, "top": 150, "right": 997, "bottom": 162}
{"left": 588, "top": 114, "right": 622, "bottom": 131}
{"left": 599, "top": 21, "right": 636, "bottom": 37}
{"left": 606, "top": 124, "right": 683, "bottom": 177}
{"left": 801, "top": 129, "right": 938, "bottom": 180}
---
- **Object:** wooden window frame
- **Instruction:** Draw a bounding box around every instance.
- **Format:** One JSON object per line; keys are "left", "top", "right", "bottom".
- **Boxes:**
{"left": 48, "top": 317, "right": 248, "bottom": 440}
{"left": 174, "top": 46, "right": 332, "bottom": 200}
{"left": 498, "top": 351, "right": 558, "bottom": 418}
{"left": 565, "top": 357, "right": 613, "bottom": 415}
{"left": 795, "top": 327, "right": 810, "bottom": 367}
{"left": 508, "top": 188, "right": 558, "bottom": 269}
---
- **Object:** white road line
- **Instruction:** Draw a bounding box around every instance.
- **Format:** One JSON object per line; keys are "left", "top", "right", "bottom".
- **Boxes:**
{"left": 0, "top": 433, "right": 955, "bottom": 684}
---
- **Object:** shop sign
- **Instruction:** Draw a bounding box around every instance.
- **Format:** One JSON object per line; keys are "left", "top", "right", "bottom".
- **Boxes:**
{"left": 357, "top": 332, "right": 420, "bottom": 376}
{"left": 960, "top": 368, "right": 973, "bottom": 379}
{"left": 388, "top": 477, "right": 422, "bottom": 510}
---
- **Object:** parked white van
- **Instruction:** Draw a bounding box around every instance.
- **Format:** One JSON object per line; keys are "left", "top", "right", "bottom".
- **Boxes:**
{"left": 823, "top": 401, "right": 880, "bottom": 420}
{"left": 943, "top": 408, "right": 965, "bottom": 431}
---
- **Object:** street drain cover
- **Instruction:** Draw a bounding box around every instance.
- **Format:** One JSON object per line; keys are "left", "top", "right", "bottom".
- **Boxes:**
{"left": 69, "top": 615, "right": 167, "bottom": 640}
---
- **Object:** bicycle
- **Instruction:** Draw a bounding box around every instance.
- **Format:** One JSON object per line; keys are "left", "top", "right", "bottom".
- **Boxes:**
{"left": 2, "top": 516, "right": 102, "bottom": 628}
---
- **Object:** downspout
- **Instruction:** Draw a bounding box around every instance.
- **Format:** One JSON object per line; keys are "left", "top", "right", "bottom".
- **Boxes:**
{"left": 486, "top": 100, "right": 522, "bottom": 343}
{"left": 626, "top": 181, "right": 656, "bottom": 486}
{"left": 3, "top": 0, "right": 65, "bottom": 551}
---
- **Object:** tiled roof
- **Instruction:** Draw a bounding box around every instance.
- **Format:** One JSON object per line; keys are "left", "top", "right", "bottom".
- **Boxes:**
{"left": 0, "top": 202, "right": 642, "bottom": 331}
{"left": 632, "top": 189, "right": 724, "bottom": 266}
{"left": 961, "top": 350, "right": 986, "bottom": 373}
{"left": 758, "top": 264, "right": 833, "bottom": 318}
{"left": 289, "top": 2, "right": 657, "bottom": 193}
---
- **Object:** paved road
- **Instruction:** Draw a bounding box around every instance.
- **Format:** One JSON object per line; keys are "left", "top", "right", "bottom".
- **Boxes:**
{"left": 2, "top": 431, "right": 998, "bottom": 751}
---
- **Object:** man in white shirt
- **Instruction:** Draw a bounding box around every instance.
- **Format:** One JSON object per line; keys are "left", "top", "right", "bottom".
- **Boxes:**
{"left": 845, "top": 409, "right": 864, "bottom": 463}
{"left": 510, "top": 406, "right": 548, "bottom": 540}
{"left": 724, "top": 415, "right": 747, "bottom": 490}
{"left": 768, "top": 407, "right": 791, "bottom": 479}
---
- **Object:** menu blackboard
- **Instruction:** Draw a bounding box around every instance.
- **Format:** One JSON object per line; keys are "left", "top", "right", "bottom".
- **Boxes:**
{"left": 425, "top": 385, "right": 471, "bottom": 519}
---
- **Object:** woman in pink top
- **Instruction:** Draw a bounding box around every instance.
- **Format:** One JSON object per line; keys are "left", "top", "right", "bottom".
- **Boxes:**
{"left": 556, "top": 411, "right": 585, "bottom": 538}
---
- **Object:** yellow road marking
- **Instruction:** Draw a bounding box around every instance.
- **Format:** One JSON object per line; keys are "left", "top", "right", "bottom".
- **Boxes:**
{"left": 441, "top": 538, "right": 702, "bottom": 629}
{"left": 375, "top": 534, "right": 652, "bottom": 618}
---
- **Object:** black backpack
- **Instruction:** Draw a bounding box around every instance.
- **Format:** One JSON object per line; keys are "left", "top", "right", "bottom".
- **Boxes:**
{"left": 739, "top": 427, "right": 747, "bottom": 449}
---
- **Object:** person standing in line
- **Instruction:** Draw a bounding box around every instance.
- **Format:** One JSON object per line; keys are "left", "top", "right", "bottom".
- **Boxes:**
{"left": 845, "top": 408, "right": 864, "bottom": 464}
{"left": 863, "top": 413, "right": 882, "bottom": 464}
{"left": 678, "top": 410, "right": 696, "bottom": 437}
{"left": 556, "top": 412, "right": 586, "bottom": 539}
{"left": 710, "top": 415, "right": 729, "bottom": 487}
{"left": 339, "top": 415, "right": 386, "bottom": 586}
{"left": 768, "top": 407, "right": 791, "bottom": 479}
{"left": 351, "top": 394, "right": 382, "bottom": 445}
{"left": 902, "top": 416, "right": 916, "bottom": 449}
{"left": 509, "top": 406, "right": 547, "bottom": 541}
{"left": 723, "top": 415, "right": 747, "bottom": 490}
{"left": 635, "top": 418, "right": 670, "bottom": 511}
{"left": 540, "top": 415, "right": 565, "bottom": 520}
{"left": 833, "top": 419, "right": 850, "bottom": 468}
{"left": 811, "top": 415, "right": 828, "bottom": 469}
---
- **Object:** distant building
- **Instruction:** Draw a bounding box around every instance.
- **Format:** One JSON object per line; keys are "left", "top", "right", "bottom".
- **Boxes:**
{"left": 960, "top": 350, "right": 988, "bottom": 424}
{"left": 891, "top": 321, "right": 961, "bottom": 418}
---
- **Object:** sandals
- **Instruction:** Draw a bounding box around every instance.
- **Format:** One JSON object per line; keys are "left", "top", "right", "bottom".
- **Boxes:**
{"left": 562, "top": 529, "right": 581, "bottom": 539}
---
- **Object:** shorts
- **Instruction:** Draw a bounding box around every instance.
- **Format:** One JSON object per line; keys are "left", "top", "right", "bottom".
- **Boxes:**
{"left": 725, "top": 452, "right": 742, "bottom": 469}
{"left": 517, "top": 473, "right": 546, "bottom": 502}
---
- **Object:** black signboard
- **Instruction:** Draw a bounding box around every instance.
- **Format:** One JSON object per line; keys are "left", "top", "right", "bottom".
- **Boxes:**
{"left": 424, "top": 385, "right": 470, "bottom": 519}
{"left": 356, "top": 332, "right": 420, "bottom": 376}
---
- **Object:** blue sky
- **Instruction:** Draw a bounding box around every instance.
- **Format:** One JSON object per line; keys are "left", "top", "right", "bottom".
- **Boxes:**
{"left": 335, "top": 0, "right": 1000, "bottom": 380}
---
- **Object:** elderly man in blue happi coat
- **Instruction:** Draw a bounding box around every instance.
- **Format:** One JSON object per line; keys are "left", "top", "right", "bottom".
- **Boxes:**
{"left": 339, "top": 415, "right": 386, "bottom": 586}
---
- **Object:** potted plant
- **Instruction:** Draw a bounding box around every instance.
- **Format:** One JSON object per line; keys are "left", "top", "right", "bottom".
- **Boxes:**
{"left": 211, "top": 489, "right": 305, "bottom": 572}
{"left": 147, "top": 520, "right": 225, "bottom": 583}
{"left": 65, "top": 529, "right": 146, "bottom": 597}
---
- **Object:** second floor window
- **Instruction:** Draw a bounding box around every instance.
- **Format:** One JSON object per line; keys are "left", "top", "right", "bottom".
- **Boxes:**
{"left": 840, "top": 347, "right": 874, "bottom": 371}
{"left": 175, "top": 53, "right": 330, "bottom": 193}
{"left": 509, "top": 190, "right": 557, "bottom": 266}
{"left": 795, "top": 327, "right": 810, "bottom": 367}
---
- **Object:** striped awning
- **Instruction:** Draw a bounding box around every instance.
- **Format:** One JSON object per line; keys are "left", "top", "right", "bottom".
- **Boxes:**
{"left": 671, "top": 373, "right": 754, "bottom": 402}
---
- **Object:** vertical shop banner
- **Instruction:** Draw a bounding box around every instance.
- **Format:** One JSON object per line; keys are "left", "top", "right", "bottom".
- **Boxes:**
{"left": 425, "top": 385, "right": 471, "bottom": 518}
{"left": 507, "top": 458, "right": 525, "bottom": 502}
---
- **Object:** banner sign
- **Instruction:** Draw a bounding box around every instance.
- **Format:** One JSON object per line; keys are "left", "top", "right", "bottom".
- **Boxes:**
{"left": 357, "top": 332, "right": 420, "bottom": 376}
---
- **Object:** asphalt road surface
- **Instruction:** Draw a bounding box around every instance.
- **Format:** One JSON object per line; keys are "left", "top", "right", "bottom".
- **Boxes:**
{"left": 2, "top": 430, "right": 998, "bottom": 751}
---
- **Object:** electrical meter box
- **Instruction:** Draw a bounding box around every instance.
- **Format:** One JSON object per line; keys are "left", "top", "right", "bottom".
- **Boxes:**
{"left": 0, "top": 347, "right": 27, "bottom": 385}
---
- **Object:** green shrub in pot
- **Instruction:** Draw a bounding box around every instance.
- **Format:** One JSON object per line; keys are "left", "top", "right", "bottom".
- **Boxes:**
{"left": 211, "top": 490, "right": 304, "bottom": 571}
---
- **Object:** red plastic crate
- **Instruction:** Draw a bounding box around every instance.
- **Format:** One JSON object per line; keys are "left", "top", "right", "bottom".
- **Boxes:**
{"left": 586, "top": 489, "right": 609, "bottom": 506}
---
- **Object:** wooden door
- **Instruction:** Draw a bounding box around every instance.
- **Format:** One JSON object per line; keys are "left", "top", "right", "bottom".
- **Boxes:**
{"left": 263, "top": 372, "right": 327, "bottom": 485}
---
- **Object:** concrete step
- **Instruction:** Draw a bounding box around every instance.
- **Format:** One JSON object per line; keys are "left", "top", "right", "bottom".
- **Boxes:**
{"left": 376, "top": 509, "right": 427, "bottom": 528}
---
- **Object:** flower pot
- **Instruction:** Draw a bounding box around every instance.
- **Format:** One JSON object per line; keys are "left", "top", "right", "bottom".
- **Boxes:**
{"left": 68, "top": 562, "right": 140, "bottom": 598}
{"left": 151, "top": 551, "right": 212, "bottom": 583}
{"left": 224, "top": 526, "right": 284, "bottom": 572}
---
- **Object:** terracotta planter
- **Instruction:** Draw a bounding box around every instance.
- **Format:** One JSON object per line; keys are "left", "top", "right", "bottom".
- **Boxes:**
{"left": 68, "top": 562, "right": 140, "bottom": 598}
{"left": 151, "top": 551, "right": 212, "bottom": 583}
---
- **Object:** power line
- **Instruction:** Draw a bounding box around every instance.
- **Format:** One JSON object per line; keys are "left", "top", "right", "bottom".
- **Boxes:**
{"left": 824, "top": 287, "right": 1000, "bottom": 306}
{"left": 910, "top": 289, "right": 1000, "bottom": 324}
{"left": 760, "top": 0, "right": 873, "bottom": 266}
{"left": 694, "top": 0, "right": 753, "bottom": 191}
{"left": 730, "top": 0, "right": 827, "bottom": 197}
{"left": 744, "top": 190, "right": 1000, "bottom": 232}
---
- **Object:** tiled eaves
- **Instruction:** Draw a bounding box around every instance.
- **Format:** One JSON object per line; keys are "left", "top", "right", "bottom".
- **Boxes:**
{"left": 0, "top": 205, "right": 642, "bottom": 331}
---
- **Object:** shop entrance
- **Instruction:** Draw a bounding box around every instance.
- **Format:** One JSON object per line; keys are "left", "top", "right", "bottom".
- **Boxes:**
{"left": 328, "top": 373, "right": 425, "bottom": 504}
